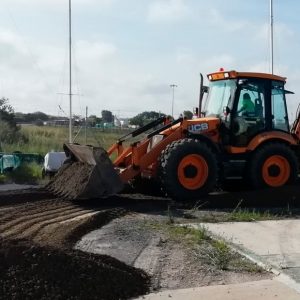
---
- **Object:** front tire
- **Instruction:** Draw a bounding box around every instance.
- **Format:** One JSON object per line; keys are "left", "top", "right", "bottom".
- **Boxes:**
{"left": 248, "top": 142, "right": 298, "bottom": 188}
{"left": 159, "top": 139, "right": 218, "bottom": 200}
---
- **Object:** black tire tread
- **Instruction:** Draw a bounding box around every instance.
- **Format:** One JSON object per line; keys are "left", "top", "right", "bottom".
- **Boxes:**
{"left": 159, "top": 138, "right": 218, "bottom": 200}
{"left": 248, "top": 142, "right": 298, "bottom": 188}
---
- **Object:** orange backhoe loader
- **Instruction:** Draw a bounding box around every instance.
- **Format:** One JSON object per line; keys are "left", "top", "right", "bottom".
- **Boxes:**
{"left": 47, "top": 70, "right": 300, "bottom": 200}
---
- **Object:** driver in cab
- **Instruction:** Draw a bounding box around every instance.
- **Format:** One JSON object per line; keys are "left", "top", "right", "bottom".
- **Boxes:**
{"left": 237, "top": 93, "right": 255, "bottom": 116}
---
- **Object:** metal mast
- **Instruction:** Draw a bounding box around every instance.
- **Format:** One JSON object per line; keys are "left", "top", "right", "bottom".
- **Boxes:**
{"left": 170, "top": 84, "right": 177, "bottom": 118}
{"left": 69, "top": 0, "right": 72, "bottom": 142}
{"left": 270, "top": 0, "right": 274, "bottom": 74}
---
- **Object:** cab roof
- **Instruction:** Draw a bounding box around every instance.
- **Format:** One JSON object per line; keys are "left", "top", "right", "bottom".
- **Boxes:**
{"left": 207, "top": 70, "right": 286, "bottom": 82}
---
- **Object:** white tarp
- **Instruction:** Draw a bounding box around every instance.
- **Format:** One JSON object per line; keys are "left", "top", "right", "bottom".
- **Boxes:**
{"left": 44, "top": 152, "right": 66, "bottom": 172}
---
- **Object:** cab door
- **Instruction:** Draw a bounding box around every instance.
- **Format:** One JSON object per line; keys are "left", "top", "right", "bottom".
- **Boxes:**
{"left": 271, "top": 81, "right": 290, "bottom": 132}
{"left": 230, "top": 79, "right": 268, "bottom": 147}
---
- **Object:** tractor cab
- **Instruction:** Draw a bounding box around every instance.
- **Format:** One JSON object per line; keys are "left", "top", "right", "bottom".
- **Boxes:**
{"left": 202, "top": 70, "right": 292, "bottom": 147}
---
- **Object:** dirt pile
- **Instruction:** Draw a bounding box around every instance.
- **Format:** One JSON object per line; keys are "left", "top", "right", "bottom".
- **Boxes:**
{"left": 0, "top": 192, "right": 150, "bottom": 299}
{"left": 0, "top": 238, "right": 149, "bottom": 300}
{"left": 46, "top": 160, "right": 123, "bottom": 200}
{"left": 2, "top": 184, "right": 294, "bottom": 299}
{"left": 46, "top": 163, "right": 97, "bottom": 199}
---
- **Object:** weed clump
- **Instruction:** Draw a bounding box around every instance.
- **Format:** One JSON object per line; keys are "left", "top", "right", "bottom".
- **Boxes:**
{"left": 167, "top": 225, "right": 210, "bottom": 245}
{"left": 199, "top": 239, "right": 234, "bottom": 270}
{"left": 7, "top": 162, "right": 42, "bottom": 184}
{"left": 227, "top": 208, "right": 272, "bottom": 222}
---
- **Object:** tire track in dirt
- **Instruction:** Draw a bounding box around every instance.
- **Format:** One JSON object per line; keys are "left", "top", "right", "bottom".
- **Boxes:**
{"left": 12, "top": 209, "right": 101, "bottom": 240}
{"left": 0, "top": 192, "right": 126, "bottom": 248}
{"left": 0, "top": 206, "right": 15, "bottom": 215}
{"left": 0, "top": 205, "right": 100, "bottom": 239}
{"left": 0, "top": 202, "right": 74, "bottom": 224}
{"left": 0, "top": 206, "right": 88, "bottom": 236}
{"left": 0, "top": 190, "right": 150, "bottom": 300}
{"left": 0, "top": 198, "right": 72, "bottom": 221}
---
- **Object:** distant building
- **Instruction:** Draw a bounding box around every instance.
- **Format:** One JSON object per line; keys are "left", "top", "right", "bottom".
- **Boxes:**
{"left": 114, "top": 116, "right": 129, "bottom": 128}
{"left": 44, "top": 119, "right": 69, "bottom": 126}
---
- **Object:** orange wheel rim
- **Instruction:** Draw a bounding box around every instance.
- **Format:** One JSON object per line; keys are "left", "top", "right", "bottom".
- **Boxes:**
{"left": 262, "top": 155, "right": 290, "bottom": 187}
{"left": 177, "top": 154, "right": 208, "bottom": 190}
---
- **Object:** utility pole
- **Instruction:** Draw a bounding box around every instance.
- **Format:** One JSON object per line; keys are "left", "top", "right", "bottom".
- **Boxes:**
{"left": 69, "top": 0, "right": 72, "bottom": 143}
{"left": 85, "top": 106, "right": 88, "bottom": 144}
{"left": 270, "top": 0, "right": 274, "bottom": 74}
{"left": 170, "top": 84, "right": 177, "bottom": 118}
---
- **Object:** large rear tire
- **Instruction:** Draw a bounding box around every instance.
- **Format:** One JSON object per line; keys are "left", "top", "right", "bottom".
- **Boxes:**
{"left": 248, "top": 142, "right": 298, "bottom": 188}
{"left": 159, "top": 139, "right": 218, "bottom": 200}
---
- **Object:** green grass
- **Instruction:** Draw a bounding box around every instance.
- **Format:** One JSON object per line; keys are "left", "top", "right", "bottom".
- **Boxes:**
{"left": 226, "top": 208, "right": 273, "bottom": 222}
{"left": 167, "top": 225, "right": 210, "bottom": 245}
{"left": 200, "top": 239, "right": 234, "bottom": 270}
{"left": 0, "top": 174, "right": 7, "bottom": 184}
{"left": 164, "top": 224, "right": 233, "bottom": 270}
{"left": 1, "top": 125, "right": 130, "bottom": 155}
{"left": 145, "top": 220, "right": 263, "bottom": 272}
{"left": 0, "top": 125, "right": 134, "bottom": 184}
{"left": 143, "top": 221, "right": 210, "bottom": 244}
{"left": 6, "top": 162, "right": 43, "bottom": 184}
{"left": 171, "top": 225, "right": 263, "bottom": 271}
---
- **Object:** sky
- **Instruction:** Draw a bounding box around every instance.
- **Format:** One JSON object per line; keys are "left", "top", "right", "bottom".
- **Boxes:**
{"left": 0, "top": 0, "right": 300, "bottom": 120}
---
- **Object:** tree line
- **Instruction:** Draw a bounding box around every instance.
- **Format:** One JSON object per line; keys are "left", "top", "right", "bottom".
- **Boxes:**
{"left": 0, "top": 97, "right": 194, "bottom": 149}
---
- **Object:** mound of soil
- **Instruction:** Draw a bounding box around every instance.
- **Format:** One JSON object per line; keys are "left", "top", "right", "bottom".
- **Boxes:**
{"left": 47, "top": 160, "right": 123, "bottom": 200}
{"left": 2, "top": 185, "right": 289, "bottom": 299}
{"left": 0, "top": 194, "right": 150, "bottom": 300}
{"left": 46, "top": 144, "right": 126, "bottom": 200}
{"left": 46, "top": 163, "right": 96, "bottom": 199}
{"left": 0, "top": 238, "right": 149, "bottom": 300}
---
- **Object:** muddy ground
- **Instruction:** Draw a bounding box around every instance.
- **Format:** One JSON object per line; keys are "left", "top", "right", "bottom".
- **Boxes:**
{"left": 1, "top": 183, "right": 300, "bottom": 299}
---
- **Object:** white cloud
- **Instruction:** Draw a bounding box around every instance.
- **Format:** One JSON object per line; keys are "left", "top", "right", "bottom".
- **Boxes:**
{"left": 0, "top": 0, "right": 300, "bottom": 121}
{"left": 208, "top": 8, "right": 249, "bottom": 32}
{"left": 75, "top": 40, "right": 117, "bottom": 64}
{"left": 3, "top": 0, "right": 115, "bottom": 11}
{"left": 176, "top": 48, "right": 196, "bottom": 65}
{"left": 247, "top": 62, "right": 270, "bottom": 73}
{"left": 254, "top": 22, "right": 294, "bottom": 44}
{"left": 0, "top": 29, "right": 37, "bottom": 71}
{"left": 201, "top": 54, "right": 236, "bottom": 71}
{"left": 147, "top": 0, "right": 190, "bottom": 23}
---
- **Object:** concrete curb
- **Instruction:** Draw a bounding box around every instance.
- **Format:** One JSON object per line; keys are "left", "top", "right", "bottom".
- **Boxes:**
{"left": 187, "top": 223, "right": 300, "bottom": 294}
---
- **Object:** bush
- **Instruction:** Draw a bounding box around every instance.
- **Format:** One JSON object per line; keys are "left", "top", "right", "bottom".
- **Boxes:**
{"left": 0, "top": 98, "right": 28, "bottom": 149}
{"left": 0, "top": 174, "right": 7, "bottom": 184}
{"left": 199, "top": 239, "right": 235, "bottom": 270}
{"left": 7, "top": 162, "right": 43, "bottom": 184}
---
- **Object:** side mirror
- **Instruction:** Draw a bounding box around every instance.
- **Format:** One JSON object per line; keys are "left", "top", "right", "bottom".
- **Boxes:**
{"left": 202, "top": 86, "right": 209, "bottom": 93}
{"left": 238, "top": 79, "right": 248, "bottom": 85}
{"left": 223, "top": 106, "right": 231, "bottom": 116}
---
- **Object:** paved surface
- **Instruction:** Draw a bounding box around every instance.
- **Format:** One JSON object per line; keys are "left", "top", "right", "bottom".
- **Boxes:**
{"left": 135, "top": 279, "right": 300, "bottom": 300}
{"left": 0, "top": 183, "right": 38, "bottom": 191}
{"left": 134, "top": 219, "right": 300, "bottom": 300}
{"left": 191, "top": 220, "right": 300, "bottom": 286}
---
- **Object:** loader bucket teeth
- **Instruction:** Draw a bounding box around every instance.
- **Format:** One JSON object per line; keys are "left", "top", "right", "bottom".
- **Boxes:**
{"left": 46, "top": 144, "right": 123, "bottom": 200}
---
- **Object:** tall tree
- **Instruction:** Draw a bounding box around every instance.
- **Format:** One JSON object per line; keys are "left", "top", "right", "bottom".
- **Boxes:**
{"left": 183, "top": 110, "right": 193, "bottom": 120}
{"left": 130, "top": 111, "right": 165, "bottom": 127}
{"left": 0, "top": 98, "right": 17, "bottom": 129}
{"left": 101, "top": 110, "right": 113, "bottom": 123}
{"left": 0, "top": 98, "right": 27, "bottom": 147}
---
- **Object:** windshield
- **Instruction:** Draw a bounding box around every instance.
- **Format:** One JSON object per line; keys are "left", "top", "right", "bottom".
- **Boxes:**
{"left": 204, "top": 79, "right": 236, "bottom": 117}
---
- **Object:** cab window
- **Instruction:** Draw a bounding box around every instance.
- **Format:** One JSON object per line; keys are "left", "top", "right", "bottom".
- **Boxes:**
{"left": 272, "top": 81, "right": 289, "bottom": 132}
{"left": 237, "top": 83, "right": 265, "bottom": 119}
{"left": 204, "top": 79, "right": 236, "bottom": 118}
{"left": 231, "top": 80, "right": 266, "bottom": 146}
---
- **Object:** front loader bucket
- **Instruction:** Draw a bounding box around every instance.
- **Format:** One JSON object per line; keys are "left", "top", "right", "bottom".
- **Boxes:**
{"left": 46, "top": 144, "right": 123, "bottom": 200}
